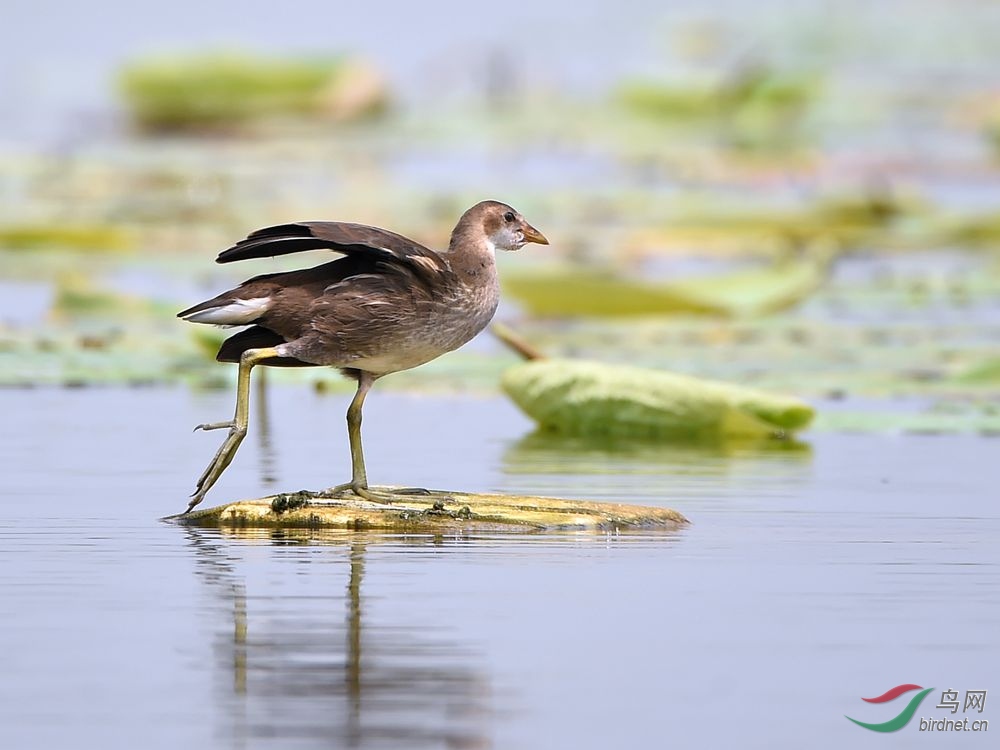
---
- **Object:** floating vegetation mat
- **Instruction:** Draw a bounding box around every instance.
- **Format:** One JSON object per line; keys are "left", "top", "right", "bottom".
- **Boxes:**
{"left": 171, "top": 488, "right": 689, "bottom": 533}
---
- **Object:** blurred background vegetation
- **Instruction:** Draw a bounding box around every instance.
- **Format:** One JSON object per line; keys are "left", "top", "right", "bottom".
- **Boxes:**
{"left": 1, "top": 0, "right": 999, "bottom": 435}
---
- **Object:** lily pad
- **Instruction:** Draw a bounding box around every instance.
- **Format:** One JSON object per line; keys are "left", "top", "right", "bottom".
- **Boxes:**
{"left": 954, "top": 357, "right": 1000, "bottom": 384}
{"left": 618, "top": 67, "right": 819, "bottom": 125}
{"left": 502, "top": 258, "right": 827, "bottom": 317}
{"left": 941, "top": 212, "right": 1000, "bottom": 248}
{"left": 0, "top": 224, "right": 133, "bottom": 252}
{"left": 501, "top": 359, "right": 814, "bottom": 439}
{"left": 119, "top": 53, "right": 388, "bottom": 132}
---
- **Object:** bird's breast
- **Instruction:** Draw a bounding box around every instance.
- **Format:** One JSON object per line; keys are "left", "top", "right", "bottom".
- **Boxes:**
{"left": 361, "top": 275, "right": 499, "bottom": 373}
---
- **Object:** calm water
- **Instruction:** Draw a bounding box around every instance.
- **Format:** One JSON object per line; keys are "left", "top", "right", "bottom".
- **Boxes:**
{"left": 0, "top": 386, "right": 996, "bottom": 748}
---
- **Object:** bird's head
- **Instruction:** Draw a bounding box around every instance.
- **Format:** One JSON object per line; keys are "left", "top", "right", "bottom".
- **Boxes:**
{"left": 455, "top": 200, "right": 549, "bottom": 253}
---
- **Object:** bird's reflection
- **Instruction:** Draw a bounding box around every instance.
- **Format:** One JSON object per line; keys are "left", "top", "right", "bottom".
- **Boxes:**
{"left": 185, "top": 527, "right": 491, "bottom": 749}
{"left": 346, "top": 541, "right": 364, "bottom": 745}
{"left": 254, "top": 369, "right": 277, "bottom": 486}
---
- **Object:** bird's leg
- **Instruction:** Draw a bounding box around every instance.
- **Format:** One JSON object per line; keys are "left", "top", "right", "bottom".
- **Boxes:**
{"left": 346, "top": 372, "right": 374, "bottom": 494}
{"left": 186, "top": 347, "right": 279, "bottom": 513}
{"left": 327, "top": 373, "right": 388, "bottom": 501}
{"left": 324, "top": 374, "right": 432, "bottom": 504}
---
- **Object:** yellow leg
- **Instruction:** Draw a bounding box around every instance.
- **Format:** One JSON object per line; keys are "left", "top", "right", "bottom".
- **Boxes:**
{"left": 327, "top": 373, "right": 379, "bottom": 498}
{"left": 185, "top": 347, "right": 278, "bottom": 513}
{"left": 326, "top": 373, "right": 430, "bottom": 504}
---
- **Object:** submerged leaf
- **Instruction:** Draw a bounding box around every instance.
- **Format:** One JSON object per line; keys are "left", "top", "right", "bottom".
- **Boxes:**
{"left": 501, "top": 359, "right": 814, "bottom": 440}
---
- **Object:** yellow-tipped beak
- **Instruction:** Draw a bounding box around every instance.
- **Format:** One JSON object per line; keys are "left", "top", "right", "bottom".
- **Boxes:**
{"left": 521, "top": 224, "right": 549, "bottom": 245}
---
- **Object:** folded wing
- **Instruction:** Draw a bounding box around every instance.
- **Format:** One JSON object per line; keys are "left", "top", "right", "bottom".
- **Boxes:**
{"left": 215, "top": 221, "right": 440, "bottom": 271}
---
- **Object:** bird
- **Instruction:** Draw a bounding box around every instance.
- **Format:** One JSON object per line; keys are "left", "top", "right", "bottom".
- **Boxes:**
{"left": 178, "top": 200, "right": 548, "bottom": 512}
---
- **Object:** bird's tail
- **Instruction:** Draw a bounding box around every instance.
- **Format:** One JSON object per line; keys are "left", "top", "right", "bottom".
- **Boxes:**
{"left": 216, "top": 326, "right": 313, "bottom": 367}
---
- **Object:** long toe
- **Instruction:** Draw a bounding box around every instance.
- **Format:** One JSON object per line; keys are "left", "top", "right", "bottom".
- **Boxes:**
{"left": 184, "top": 424, "right": 249, "bottom": 513}
{"left": 324, "top": 482, "right": 357, "bottom": 496}
{"left": 194, "top": 420, "right": 236, "bottom": 432}
{"left": 323, "top": 483, "right": 398, "bottom": 505}
{"left": 320, "top": 483, "right": 428, "bottom": 505}
{"left": 185, "top": 492, "right": 206, "bottom": 514}
{"left": 352, "top": 486, "right": 398, "bottom": 505}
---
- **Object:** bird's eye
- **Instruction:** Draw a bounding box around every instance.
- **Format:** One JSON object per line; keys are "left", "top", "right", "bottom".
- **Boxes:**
{"left": 503, "top": 211, "right": 515, "bottom": 222}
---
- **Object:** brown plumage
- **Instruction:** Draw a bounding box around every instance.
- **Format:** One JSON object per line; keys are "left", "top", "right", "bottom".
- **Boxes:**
{"left": 179, "top": 200, "right": 548, "bottom": 511}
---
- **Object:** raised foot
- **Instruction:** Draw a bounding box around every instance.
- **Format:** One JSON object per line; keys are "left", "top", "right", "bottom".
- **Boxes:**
{"left": 193, "top": 420, "right": 236, "bottom": 432}
{"left": 185, "top": 423, "right": 248, "bottom": 513}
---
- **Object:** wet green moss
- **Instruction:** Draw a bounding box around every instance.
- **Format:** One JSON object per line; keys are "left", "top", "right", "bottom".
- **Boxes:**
{"left": 270, "top": 492, "right": 313, "bottom": 514}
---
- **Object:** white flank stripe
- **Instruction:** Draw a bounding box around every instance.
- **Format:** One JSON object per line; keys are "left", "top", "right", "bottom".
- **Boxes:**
{"left": 183, "top": 297, "right": 271, "bottom": 325}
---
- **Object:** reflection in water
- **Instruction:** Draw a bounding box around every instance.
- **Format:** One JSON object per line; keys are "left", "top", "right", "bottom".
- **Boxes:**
{"left": 186, "top": 528, "right": 492, "bottom": 749}
{"left": 504, "top": 430, "right": 813, "bottom": 474}
{"left": 501, "top": 430, "right": 813, "bottom": 500}
{"left": 255, "top": 369, "right": 277, "bottom": 486}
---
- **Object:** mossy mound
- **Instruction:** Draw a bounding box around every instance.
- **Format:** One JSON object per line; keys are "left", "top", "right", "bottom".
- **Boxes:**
{"left": 171, "top": 488, "right": 688, "bottom": 532}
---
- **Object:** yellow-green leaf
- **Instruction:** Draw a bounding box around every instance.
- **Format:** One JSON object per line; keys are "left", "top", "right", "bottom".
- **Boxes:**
{"left": 501, "top": 359, "right": 814, "bottom": 439}
{"left": 502, "top": 258, "right": 827, "bottom": 318}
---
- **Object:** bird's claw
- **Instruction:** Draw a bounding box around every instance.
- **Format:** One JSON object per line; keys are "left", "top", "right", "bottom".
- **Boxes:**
{"left": 323, "top": 483, "right": 431, "bottom": 505}
{"left": 193, "top": 420, "right": 236, "bottom": 432}
{"left": 185, "top": 422, "right": 248, "bottom": 513}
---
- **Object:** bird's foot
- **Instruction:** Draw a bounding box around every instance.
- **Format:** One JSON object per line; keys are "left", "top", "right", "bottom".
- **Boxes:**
{"left": 185, "top": 489, "right": 208, "bottom": 514}
{"left": 193, "top": 420, "right": 236, "bottom": 432}
{"left": 185, "top": 422, "right": 248, "bottom": 513}
{"left": 323, "top": 483, "right": 431, "bottom": 505}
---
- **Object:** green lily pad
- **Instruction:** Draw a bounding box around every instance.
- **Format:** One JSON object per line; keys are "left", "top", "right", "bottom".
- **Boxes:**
{"left": 501, "top": 359, "right": 814, "bottom": 440}
{"left": 941, "top": 212, "right": 1000, "bottom": 248}
{"left": 618, "top": 67, "right": 819, "bottom": 125}
{"left": 502, "top": 258, "right": 827, "bottom": 318}
{"left": 954, "top": 357, "right": 1000, "bottom": 384}
{"left": 815, "top": 409, "right": 1000, "bottom": 435}
{"left": 119, "top": 53, "right": 388, "bottom": 131}
{"left": 0, "top": 224, "right": 133, "bottom": 252}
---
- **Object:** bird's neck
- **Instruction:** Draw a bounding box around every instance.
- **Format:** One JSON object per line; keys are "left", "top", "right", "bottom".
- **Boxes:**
{"left": 446, "top": 231, "right": 498, "bottom": 285}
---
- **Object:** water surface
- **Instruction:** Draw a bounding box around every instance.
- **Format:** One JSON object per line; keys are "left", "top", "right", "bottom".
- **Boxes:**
{"left": 0, "top": 387, "right": 995, "bottom": 748}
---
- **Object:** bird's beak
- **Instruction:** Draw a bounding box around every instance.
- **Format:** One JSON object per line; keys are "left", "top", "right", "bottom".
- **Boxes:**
{"left": 521, "top": 223, "right": 549, "bottom": 246}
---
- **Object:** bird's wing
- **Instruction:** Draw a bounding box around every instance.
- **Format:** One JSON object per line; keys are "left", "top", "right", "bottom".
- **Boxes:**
{"left": 215, "top": 221, "right": 443, "bottom": 271}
